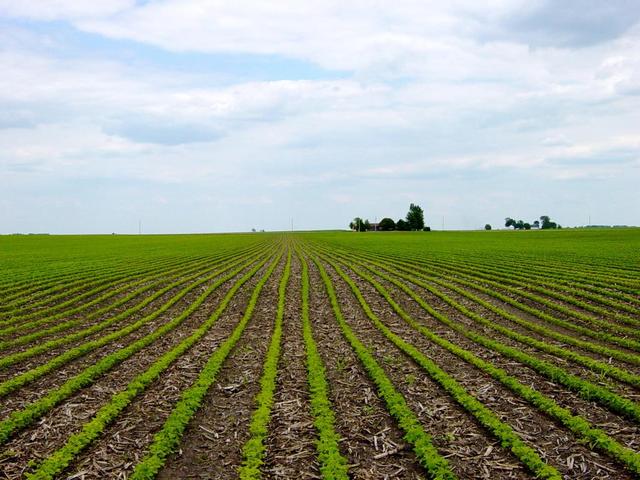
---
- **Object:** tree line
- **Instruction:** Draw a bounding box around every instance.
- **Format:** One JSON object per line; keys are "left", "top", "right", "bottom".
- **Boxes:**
{"left": 503, "top": 215, "right": 561, "bottom": 230}
{"left": 350, "top": 203, "right": 430, "bottom": 231}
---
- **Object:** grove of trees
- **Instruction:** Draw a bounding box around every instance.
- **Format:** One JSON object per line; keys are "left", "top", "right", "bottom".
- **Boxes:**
{"left": 505, "top": 216, "right": 561, "bottom": 230}
{"left": 349, "top": 203, "right": 428, "bottom": 232}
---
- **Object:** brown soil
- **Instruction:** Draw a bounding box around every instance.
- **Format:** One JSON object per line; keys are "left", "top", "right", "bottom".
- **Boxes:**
{"left": 373, "top": 268, "right": 640, "bottom": 454}
{"left": 0, "top": 259, "right": 268, "bottom": 480}
{"left": 1, "top": 263, "right": 169, "bottom": 322}
{"left": 262, "top": 254, "right": 319, "bottom": 478}
{"left": 328, "top": 257, "right": 636, "bottom": 479}
{"left": 317, "top": 257, "right": 533, "bottom": 480}
{"left": 0, "top": 258, "right": 217, "bottom": 344}
{"left": 392, "top": 260, "right": 640, "bottom": 370}
{"left": 306, "top": 257, "right": 433, "bottom": 480}
{"left": 0, "top": 261, "right": 252, "bottom": 413}
{"left": 418, "top": 279, "right": 640, "bottom": 396}
{"left": 2, "top": 244, "right": 638, "bottom": 480}
{"left": 154, "top": 256, "right": 284, "bottom": 480}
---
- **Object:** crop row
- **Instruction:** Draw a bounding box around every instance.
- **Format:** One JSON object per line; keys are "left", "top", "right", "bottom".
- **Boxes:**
{"left": 0, "top": 241, "right": 265, "bottom": 329}
{"left": 320, "top": 244, "right": 640, "bottom": 394}
{"left": 321, "top": 244, "right": 640, "bottom": 375}
{"left": 0, "top": 241, "right": 269, "bottom": 345}
{"left": 0, "top": 253, "right": 225, "bottom": 339}
{"left": 0, "top": 255, "right": 187, "bottom": 320}
{"left": 332, "top": 243, "right": 640, "bottom": 358}
{"left": 0, "top": 245, "right": 271, "bottom": 377}
{"left": 17, "top": 249, "right": 280, "bottom": 479}
{"left": 422, "top": 256, "right": 640, "bottom": 328}
{"left": 5, "top": 232, "right": 638, "bottom": 479}
{"left": 307, "top": 244, "right": 640, "bottom": 476}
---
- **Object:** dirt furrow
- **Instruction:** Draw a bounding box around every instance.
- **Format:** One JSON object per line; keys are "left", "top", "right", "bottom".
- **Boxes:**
{"left": 0, "top": 257, "right": 273, "bottom": 480}
{"left": 0, "top": 258, "right": 219, "bottom": 344}
{"left": 0, "top": 263, "right": 249, "bottom": 405}
{"left": 407, "top": 276, "right": 640, "bottom": 396}
{"left": 369, "top": 269, "right": 640, "bottom": 454}
{"left": 331, "top": 260, "right": 635, "bottom": 479}
{"left": 262, "top": 253, "right": 318, "bottom": 479}
{"left": 154, "top": 257, "right": 284, "bottom": 480}
{"left": 0, "top": 259, "right": 261, "bottom": 422}
{"left": 317, "top": 257, "right": 533, "bottom": 479}
{"left": 0, "top": 258, "right": 235, "bottom": 366}
{"left": 305, "top": 258, "right": 430, "bottom": 480}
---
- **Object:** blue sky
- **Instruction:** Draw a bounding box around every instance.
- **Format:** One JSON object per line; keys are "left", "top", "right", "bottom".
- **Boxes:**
{"left": 1, "top": 1, "right": 639, "bottom": 233}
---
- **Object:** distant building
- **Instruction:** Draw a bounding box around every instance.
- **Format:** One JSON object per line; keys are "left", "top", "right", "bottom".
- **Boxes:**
{"left": 369, "top": 223, "right": 380, "bottom": 231}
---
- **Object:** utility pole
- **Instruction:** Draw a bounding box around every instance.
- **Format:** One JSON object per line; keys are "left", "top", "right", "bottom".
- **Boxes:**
{"left": 588, "top": 215, "right": 591, "bottom": 226}
{"left": 138, "top": 219, "right": 142, "bottom": 235}
{"left": 442, "top": 216, "right": 445, "bottom": 231}
{"left": 291, "top": 217, "right": 294, "bottom": 232}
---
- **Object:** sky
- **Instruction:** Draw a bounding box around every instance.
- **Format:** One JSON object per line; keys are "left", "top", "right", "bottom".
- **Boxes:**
{"left": 1, "top": 0, "right": 639, "bottom": 234}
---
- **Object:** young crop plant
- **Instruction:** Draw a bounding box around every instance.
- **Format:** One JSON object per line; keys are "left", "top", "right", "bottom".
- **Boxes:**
{"left": 0, "top": 248, "right": 270, "bottom": 397}
{"left": 0, "top": 254, "right": 226, "bottom": 352}
{"left": 239, "top": 251, "right": 292, "bottom": 478}
{"left": 310, "top": 253, "right": 458, "bottom": 480}
{"left": 296, "top": 249, "right": 349, "bottom": 480}
{"left": 129, "top": 249, "right": 285, "bottom": 480}
{"left": 324, "top": 246, "right": 640, "bottom": 392}
{"left": 0, "top": 250, "right": 274, "bottom": 446}
{"left": 404, "top": 255, "right": 640, "bottom": 339}
{"left": 327, "top": 252, "right": 640, "bottom": 475}
{"left": 24, "top": 249, "right": 283, "bottom": 480}
{"left": 345, "top": 246, "right": 640, "bottom": 364}
{"left": 314, "top": 251, "right": 561, "bottom": 480}
{"left": 0, "top": 245, "right": 268, "bottom": 371}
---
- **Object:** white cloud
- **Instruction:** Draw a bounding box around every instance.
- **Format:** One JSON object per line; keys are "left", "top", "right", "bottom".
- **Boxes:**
{"left": 1, "top": 2, "right": 640, "bottom": 232}
{"left": 0, "top": 0, "right": 134, "bottom": 20}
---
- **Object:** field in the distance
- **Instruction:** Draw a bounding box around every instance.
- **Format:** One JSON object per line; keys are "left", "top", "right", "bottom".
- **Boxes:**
{"left": 0, "top": 229, "right": 639, "bottom": 479}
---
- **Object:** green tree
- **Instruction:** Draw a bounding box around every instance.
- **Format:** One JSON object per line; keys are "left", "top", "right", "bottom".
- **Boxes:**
{"left": 505, "top": 217, "right": 515, "bottom": 229}
{"left": 396, "top": 219, "right": 410, "bottom": 231}
{"left": 349, "top": 217, "right": 364, "bottom": 231}
{"left": 363, "top": 219, "right": 371, "bottom": 231}
{"left": 524, "top": 222, "right": 531, "bottom": 230}
{"left": 406, "top": 203, "right": 425, "bottom": 231}
{"left": 484, "top": 224, "right": 492, "bottom": 230}
{"left": 515, "top": 220, "right": 525, "bottom": 230}
{"left": 379, "top": 218, "right": 396, "bottom": 231}
{"left": 540, "top": 215, "right": 558, "bottom": 229}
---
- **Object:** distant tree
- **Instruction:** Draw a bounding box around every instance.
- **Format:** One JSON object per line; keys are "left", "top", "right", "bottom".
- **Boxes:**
{"left": 485, "top": 224, "right": 492, "bottom": 231}
{"left": 505, "top": 217, "right": 515, "bottom": 229}
{"left": 540, "top": 215, "right": 558, "bottom": 229}
{"left": 423, "top": 226, "right": 431, "bottom": 231}
{"left": 350, "top": 217, "right": 364, "bottom": 231}
{"left": 406, "top": 203, "right": 425, "bottom": 230}
{"left": 515, "top": 220, "right": 525, "bottom": 230}
{"left": 396, "top": 219, "right": 410, "bottom": 231}
{"left": 533, "top": 220, "right": 540, "bottom": 229}
{"left": 363, "top": 219, "right": 371, "bottom": 231}
{"left": 524, "top": 222, "right": 531, "bottom": 230}
{"left": 379, "top": 218, "right": 396, "bottom": 231}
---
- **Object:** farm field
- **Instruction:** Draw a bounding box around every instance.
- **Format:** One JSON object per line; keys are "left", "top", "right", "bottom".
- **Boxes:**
{"left": 0, "top": 229, "right": 639, "bottom": 479}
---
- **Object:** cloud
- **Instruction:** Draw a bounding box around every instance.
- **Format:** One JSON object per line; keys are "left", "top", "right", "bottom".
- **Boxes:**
{"left": 0, "top": 0, "right": 134, "bottom": 20}
{"left": 1, "top": 3, "right": 640, "bottom": 232}
{"left": 502, "top": 0, "right": 640, "bottom": 48}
